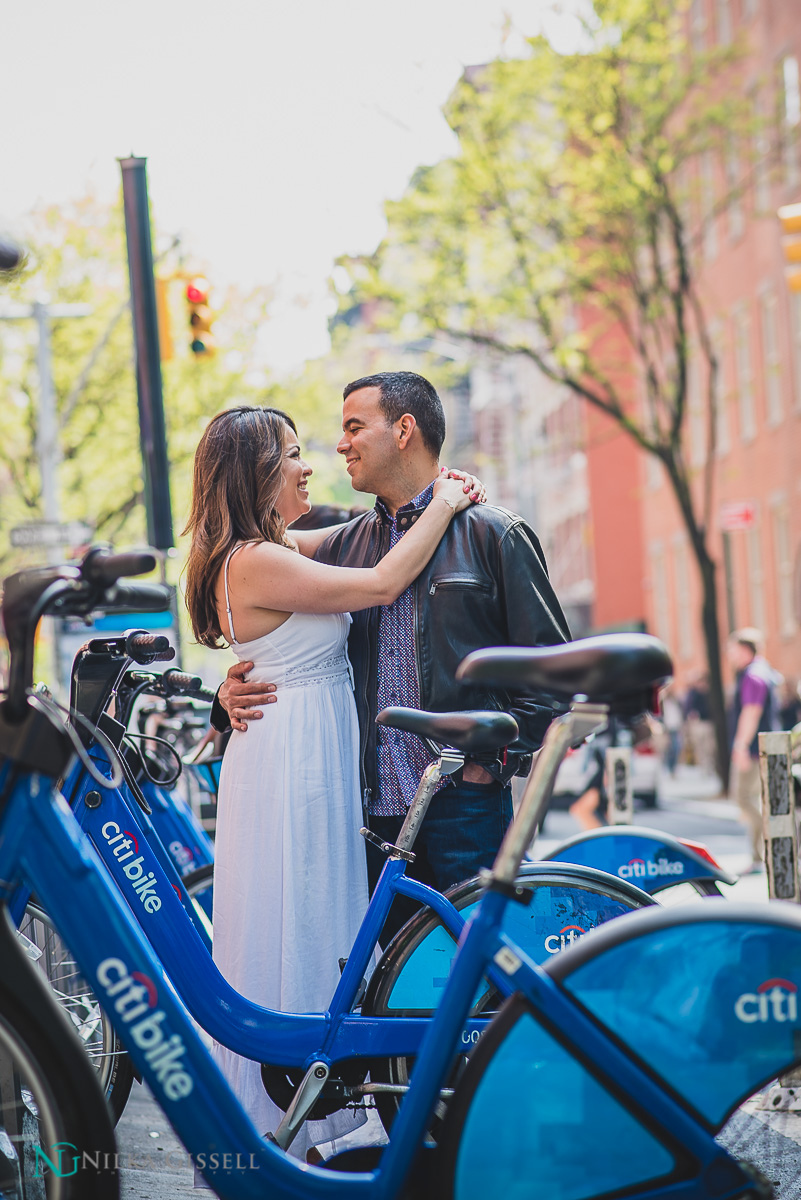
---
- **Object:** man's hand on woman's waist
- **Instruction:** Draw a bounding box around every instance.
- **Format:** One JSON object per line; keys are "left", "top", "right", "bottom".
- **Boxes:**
{"left": 216, "top": 661, "right": 277, "bottom": 733}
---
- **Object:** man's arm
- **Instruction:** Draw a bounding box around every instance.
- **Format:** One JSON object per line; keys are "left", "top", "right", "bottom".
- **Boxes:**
{"left": 210, "top": 662, "right": 277, "bottom": 733}
{"left": 732, "top": 669, "right": 769, "bottom": 772}
{"left": 732, "top": 704, "right": 762, "bottom": 773}
{"left": 495, "top": 518, "right": 572, "bottom": 759}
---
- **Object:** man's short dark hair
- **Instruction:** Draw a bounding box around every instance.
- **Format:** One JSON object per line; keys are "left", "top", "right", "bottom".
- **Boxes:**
{"left": 343, "top": 371, "right": 446, "bottom": 457}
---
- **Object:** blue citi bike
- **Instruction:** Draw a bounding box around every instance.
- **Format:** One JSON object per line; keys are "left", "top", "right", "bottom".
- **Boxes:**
{"left": 11, "top": 637, "right": 219, "bottom": 1123}
{"left": 52, "top": 635, "right": 733, "bottom": 1137}
{"left": 12, "top": 597, "right": 656, "bottom": 1140}
{"left": 1, "top": 550, "right": 800, "bottom": 1200}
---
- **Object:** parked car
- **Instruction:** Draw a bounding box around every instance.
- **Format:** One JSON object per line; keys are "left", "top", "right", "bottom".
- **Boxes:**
{"left": 551, "top": 726, "right": 660, "bottom": 810}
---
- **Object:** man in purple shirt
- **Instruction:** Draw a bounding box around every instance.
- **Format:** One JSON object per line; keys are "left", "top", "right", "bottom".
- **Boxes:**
{"left": 727, "top": 628, "right": 779, "bottom": 874}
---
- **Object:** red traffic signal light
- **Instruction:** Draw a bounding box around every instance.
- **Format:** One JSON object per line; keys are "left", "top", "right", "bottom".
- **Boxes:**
{"left": 185, "top": 276, "right": 215, "bottom": 356}
{"left": 186, "top": 278, "right": 209, "bottom": 305}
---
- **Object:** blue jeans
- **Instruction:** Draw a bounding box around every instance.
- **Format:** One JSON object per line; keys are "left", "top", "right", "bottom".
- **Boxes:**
{"left": 366, "top": 779, "right": 513, "bottom": 947}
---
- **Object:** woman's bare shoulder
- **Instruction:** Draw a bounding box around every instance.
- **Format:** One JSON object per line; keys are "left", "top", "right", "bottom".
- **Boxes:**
{"left": 230, "top": 540, "right": 296, "bottom": 572}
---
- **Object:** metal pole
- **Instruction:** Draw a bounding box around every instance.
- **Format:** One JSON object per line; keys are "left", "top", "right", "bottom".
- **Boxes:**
{"left": 119, "top": 156, "right": 174, "bottom": 550}
{"left": 32, "top": 300, "right": 58, "bottom": 522}
{"left": 0, "top": 300, "right": 90, "bottom": 530}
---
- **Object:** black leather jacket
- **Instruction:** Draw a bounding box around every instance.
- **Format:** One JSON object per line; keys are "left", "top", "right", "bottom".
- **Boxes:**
{"left": 315, "top": 499, "right": 571, "bottom": 809}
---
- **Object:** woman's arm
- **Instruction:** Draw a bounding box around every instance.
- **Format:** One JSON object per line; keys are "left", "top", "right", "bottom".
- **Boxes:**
{"left": 231, "top": 476, "right": 474, "bottom": 616}
{"left": 292, "top": 525, "right": 349, "bottom": 558}
{"left": 291, "top": 469, "right": 482, "bottom": 558}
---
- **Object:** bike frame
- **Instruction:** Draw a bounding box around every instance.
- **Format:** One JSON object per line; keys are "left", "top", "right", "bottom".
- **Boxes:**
{"left": 0, "top": 703, "right": 766, "bottom": 1200}
{"left": 140, "top": 774, "right": 214, "bottom": 878}
{"left": 12, "top": 744, "right": 503, "bottom": 1063}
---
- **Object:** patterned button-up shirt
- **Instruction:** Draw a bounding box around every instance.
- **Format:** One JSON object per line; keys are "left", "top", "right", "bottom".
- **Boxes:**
{"left": 372, "top": 482, "right": 449, "bottom": 816}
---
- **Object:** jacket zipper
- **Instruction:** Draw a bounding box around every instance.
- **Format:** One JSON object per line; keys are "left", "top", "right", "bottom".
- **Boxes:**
{"left": 428, "top": 577, "right": 492, "bottom": 596}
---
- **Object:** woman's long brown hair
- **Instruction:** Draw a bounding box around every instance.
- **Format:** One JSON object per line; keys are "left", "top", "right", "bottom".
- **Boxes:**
{"left": 183, "top": 406, "right": 298, "bottom": 647}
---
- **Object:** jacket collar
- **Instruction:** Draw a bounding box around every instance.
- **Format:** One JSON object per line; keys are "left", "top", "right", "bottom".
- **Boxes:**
{"left": 374, "top": 481, "right": 435, "bottom": 528}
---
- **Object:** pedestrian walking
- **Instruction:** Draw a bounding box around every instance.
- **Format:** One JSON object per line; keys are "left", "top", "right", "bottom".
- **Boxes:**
{"left": 727, "top": 628, "right": 780, "bottom": 875}
{"left": 683, "top": 671, "right": 716, "bottom": 776}
{"left": 660, "top": 683, "right": 684, "bottom": 776}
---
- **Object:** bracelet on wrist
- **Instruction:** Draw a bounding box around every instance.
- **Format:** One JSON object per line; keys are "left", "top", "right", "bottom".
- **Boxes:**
{"left": 438, "top": 496, "right": 458, "bottom": 513}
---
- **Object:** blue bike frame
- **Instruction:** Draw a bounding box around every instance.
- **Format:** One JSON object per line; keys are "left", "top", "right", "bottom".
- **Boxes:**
{"left": 11, "top": 738, "right": 655, "bottom": 1069}
{"left": 2, "top": 757, "right": 789, "bottom": 1200}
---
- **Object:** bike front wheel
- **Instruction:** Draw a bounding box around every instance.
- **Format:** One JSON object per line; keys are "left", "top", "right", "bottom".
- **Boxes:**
{"left": 0, "top": 911, "right": 120, "bottom": 1198}
{"left": 18, "top": 904, "right": 134, "bottom": 1125}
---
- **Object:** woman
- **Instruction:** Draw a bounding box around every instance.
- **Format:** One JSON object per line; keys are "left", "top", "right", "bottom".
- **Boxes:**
{"left": 183, "top": 405, "right": 483, "bottom": 1159}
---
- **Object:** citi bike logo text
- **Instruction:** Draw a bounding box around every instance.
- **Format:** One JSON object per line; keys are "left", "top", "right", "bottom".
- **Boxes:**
{"left": 98, "top": 958, "right": 193, "bottom": 1100}
{"left": 544, "top": 925, "right": 590, "bottom": 954}
{"left": 734, "top": 978, "right": 798, "bottom": 1024}
{"left": 617, "top": 857, "right": 684, "bottom": 881}
{"left": 101, "top": 821, "right": 162, "bottom": 913}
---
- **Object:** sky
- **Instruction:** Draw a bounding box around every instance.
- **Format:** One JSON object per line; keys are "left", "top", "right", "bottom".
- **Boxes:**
{"left": 3, "top": 0, "right": 582, "bottom": 372}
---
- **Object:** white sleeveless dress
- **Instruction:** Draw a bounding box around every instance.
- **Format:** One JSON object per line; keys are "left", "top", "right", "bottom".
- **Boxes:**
{"left": 211, "top": 549, "right": 370, "bottom": 1158}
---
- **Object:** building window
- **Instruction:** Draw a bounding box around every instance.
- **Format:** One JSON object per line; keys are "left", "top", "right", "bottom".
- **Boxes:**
{"left": 752, "top": 88, "right": 771, "bottom": 214}
{"left": 649, "top": 544, "right": 672, "bottom": 646}
{"left": 687, "top": 346, "right": 706, "bottom": 467}
{"left": 711, "top": 322, "right": 730, "bottom": 456}
{"left": 716, "top": 0, "right": 732, "bottom": 46}
{"left": 700, "top": 152, "right": 718, "bottom": 261}
{"left": 746, "top": 523, "right": 766, "bottom": 633}
{"left": 794, "top": 292, "right": 801, "bottom": 411}
{"left": 690, "top": 0, "right": 707, "bottom": 52}
{"left": 782, "top": 57, "right": 801, "bottom": 189}
{"left": 673, "top": 537, "right": 693, "bottom": 660}
{"left": 722, "top": 531, "right": 737, "bottom": 633}
{"left": 772, "top": 504, "right": 797, "bottom": 636}
{"left": 726, "top": 139, "right": 744, "bottom": 241}
{"left": 733, "top": 304, "right": 756, "bottom": 442}
{"left": 759, "top": 289, "right": 782, "bottom": 425}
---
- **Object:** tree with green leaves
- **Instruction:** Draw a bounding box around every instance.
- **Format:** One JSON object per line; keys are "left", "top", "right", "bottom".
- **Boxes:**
{"left": 339, "top": 0, "right": 761, "bottom": 785}
{"left": 0, "top": 195, "right": 278, "bottom": 573}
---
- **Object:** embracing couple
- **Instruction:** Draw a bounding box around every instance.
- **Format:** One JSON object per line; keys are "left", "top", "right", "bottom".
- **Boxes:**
{"left": 183, "top": 370, "right": 569, "bottom": 1157}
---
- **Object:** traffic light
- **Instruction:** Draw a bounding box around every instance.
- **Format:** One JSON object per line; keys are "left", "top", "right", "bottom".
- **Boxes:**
{"left": 778, "top": 203, "right": 801, "bottom": 292}
{"left": 185, "top": 276, "right": 215, "bottom": 356}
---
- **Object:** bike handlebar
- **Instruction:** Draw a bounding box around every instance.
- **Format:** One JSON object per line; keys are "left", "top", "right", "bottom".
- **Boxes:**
{"left": 125, "top": 633, "right": 175, "bottom": 667}
{"left": 107, "top": 582, "right": 172, "bottom": 614}
{"left": 81, "top": 547, "right": 156, "bottom": 587}
{"left": 1, "top": 547, "right": 172, "bottom": 723}
{"left": 162, "top": 669, "right": 204, "bottom": 695}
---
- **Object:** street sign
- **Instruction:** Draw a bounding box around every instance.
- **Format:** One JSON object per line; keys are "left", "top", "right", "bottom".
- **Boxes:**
{"left": 720, "top": 502, "right": 756, "bottom": 531}
{"left": 10, "top": 521, "right": 93, "bottom": 549}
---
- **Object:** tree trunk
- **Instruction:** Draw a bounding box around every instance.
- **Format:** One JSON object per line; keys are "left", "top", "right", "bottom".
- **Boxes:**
{"left": 663, "top": 459, "right": 730, "bottom": 791}
{"left": 697, "top": 550, "right": 730, "bottom": 791}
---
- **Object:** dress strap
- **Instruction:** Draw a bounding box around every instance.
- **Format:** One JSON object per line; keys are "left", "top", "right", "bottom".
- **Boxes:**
{"left": 223, "top": 545, "right": 243, "bottom": 645}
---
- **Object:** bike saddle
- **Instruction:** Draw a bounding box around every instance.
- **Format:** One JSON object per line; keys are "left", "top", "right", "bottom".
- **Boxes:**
{"left": 376, "top": 707, "right": 519, "bottom": 754}
{"left": 456, "top": 634, "right": 672, "bottom": 714}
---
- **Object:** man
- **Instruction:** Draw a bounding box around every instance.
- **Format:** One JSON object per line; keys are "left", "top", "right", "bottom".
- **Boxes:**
{"left": 683, "top": 671, "right": 716, "bottom": 776}
{"left": 215, "top": 371, "right": 570, "bottom": 941}
{"left": 727, "top": 628, "right": 779, "bottom": 875}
